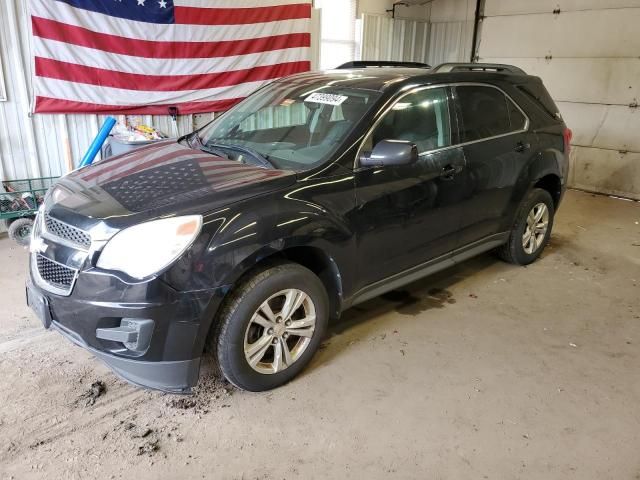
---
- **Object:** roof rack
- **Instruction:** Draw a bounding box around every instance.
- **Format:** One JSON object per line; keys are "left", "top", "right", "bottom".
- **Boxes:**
{"left": 336, "top": 60, "right": 431, "bottom": 69}
{"left": 431, "top": 63, "right": 526, "bottom": 75}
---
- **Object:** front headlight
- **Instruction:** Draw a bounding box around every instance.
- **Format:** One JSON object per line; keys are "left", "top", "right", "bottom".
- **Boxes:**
{"left": 97, "top": 215, "right": 202, "bottom": 279}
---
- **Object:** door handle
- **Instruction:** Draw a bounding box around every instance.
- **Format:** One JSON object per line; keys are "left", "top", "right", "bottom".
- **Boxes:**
{"left": 439, "top": 164, "right": 461, "bottom": 180}
{"left": 515, "top": 141, "right": 531, "bottom": 153}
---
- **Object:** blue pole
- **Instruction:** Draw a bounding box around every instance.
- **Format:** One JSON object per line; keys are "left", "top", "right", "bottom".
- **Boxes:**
{"left": 79, "top": 116, "right": 116, "bottom": 168}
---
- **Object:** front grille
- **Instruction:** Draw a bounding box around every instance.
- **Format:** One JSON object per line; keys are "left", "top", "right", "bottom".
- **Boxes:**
{"left": 44, "top": 213, "right": 91, "bottom": 249}
{"left": 36, "top": 254, "right": 77, "bottom": 293}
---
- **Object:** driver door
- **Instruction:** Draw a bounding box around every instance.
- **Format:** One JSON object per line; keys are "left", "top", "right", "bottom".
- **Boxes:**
{"left": 352, "top": 86, "right": 468, "bottom": 290}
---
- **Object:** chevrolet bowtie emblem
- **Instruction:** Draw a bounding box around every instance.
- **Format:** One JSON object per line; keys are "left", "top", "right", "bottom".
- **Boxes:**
{"left": 30, "top": 238, "right": 48, "bottom": 254}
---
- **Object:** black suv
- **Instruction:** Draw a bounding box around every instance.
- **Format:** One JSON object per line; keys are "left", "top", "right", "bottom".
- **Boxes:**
{"left": 26, "top": 62, "right": 571, "bottom": 392}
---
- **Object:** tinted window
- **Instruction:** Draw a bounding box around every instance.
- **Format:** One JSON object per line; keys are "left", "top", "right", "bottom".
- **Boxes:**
{"left": 456, "top": 86, "right": 524, "bottom": 142}
{"left": 508, "top": 99, "right": 527, "bottom": 130}
{"left": 362, "top": 87, "right": 450, "bottom": 154}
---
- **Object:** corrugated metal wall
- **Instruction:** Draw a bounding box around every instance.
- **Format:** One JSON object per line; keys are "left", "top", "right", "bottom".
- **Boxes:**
{"left": 477, "top": 0, "right": 640, "bottom": 200}
{"left": 360, "top": 3, "right": 472, "bottom": 68}
{"left": 427, "top": 21, "right": 472, "bottom": 65}
{"left": 360, "top": 14, "right": 431, "bottom": 64}
{"left": 428, "top": 0, "right": 475, "bottom": 64}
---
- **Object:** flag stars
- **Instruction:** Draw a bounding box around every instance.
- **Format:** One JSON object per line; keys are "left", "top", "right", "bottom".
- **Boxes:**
{"left": 137, "top": 0, "right": 145, "bottom": 5}
{"left": 158, "top": 0, "right": 167, "bottom": 7}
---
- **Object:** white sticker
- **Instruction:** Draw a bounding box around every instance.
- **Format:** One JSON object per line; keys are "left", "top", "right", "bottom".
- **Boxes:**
{"left": 304, "top": 92, "right": 348, "bottom": 106}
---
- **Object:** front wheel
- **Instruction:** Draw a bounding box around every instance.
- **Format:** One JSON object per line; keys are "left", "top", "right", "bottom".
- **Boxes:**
{"left": 211, "top": 262, "right": 328, "bottom": 391}
{"left": 497, "top": 188, "right": 555, "bottom": 265}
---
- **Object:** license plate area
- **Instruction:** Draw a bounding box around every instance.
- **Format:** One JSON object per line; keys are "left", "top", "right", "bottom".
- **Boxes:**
{"left": 26, "top": 283, "right": 52, "bottom": 329}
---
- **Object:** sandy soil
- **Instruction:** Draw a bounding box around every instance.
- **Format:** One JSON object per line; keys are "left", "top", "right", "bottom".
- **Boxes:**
{"left": 0, "top": 189, "right": 639, "bottom": 479}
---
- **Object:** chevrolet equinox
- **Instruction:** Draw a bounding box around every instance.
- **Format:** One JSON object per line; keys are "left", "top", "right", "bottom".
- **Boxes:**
{"left": 26, "top": 62, "right": 571, "bottom": 392}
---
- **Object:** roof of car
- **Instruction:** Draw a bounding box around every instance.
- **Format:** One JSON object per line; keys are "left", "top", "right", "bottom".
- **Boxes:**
{"left": 276, "top": 64, "right": 533, "bottom": 93}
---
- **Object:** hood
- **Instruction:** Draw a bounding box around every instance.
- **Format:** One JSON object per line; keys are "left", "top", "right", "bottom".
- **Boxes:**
{"left": 49, "top": 140, "right": 296, "bottom": 232}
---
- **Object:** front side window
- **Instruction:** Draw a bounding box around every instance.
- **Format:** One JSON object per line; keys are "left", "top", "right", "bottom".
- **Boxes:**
{"left": 198, "top": 81, "right": 380, "bottom": 171}
{"left": 455, "top": 85, "right": 526, "bottom": 142}
{"left": 362, "top": 87, "right": 451, "bottom": 155}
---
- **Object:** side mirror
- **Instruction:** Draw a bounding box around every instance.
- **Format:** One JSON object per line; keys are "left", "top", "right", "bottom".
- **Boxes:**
{"left": 359, "top": 139, "right": 418, "bottom": 168}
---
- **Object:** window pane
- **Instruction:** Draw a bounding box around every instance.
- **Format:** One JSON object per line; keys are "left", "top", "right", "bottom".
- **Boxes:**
{"left": 363, "top": 88, "right": 450, "bottom": 153}
{"left": 316, "top": 0, "right": 357, "bottom": 70}
{"left": 507, "top": 98, "right": 527, "bottom": 130}
{"left": 456, "top": 86, "right": 511, "bottom": 141}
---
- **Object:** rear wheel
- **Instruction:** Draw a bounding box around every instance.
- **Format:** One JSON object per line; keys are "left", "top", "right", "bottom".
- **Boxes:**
{"left": 8, "top": 218, "right": 34, "bottom": 247}
{"left": 497, "top": 188, "right": 554, "bottom": 265}
{"left": 211, "top": 262, "right": 328, "bottom": 391}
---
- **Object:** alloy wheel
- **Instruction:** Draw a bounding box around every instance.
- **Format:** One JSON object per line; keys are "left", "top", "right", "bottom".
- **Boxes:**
{"left": 522, "top": 202, "right": 549, "bottom": 254}
{"left": 243, "top": 289, "right": 316, "bottom": 374}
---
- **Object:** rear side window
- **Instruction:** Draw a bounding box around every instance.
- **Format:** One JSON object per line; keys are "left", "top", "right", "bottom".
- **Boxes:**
{"left": 508, "top": 100, "right": 527, "bottom": 130}
{"left": 455, "top": 85, "right": 526, "bottom": 142}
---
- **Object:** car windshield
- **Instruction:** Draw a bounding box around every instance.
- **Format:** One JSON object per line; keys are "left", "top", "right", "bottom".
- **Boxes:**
{"left": 197, "top": 80, "right": 381, "bottom": 171}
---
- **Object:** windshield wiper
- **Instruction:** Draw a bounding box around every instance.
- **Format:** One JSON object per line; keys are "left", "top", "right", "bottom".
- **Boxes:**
{"left": 207, "top": 142, "right": 276, "bottom": 169}
{"left": 199, "top": 144, "right": 231, "bottom": 160}
{"left": 185, "top": 133, "right": 232, "bottom": 160}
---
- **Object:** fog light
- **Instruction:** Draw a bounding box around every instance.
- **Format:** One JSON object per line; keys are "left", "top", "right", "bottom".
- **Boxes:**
{"left": 96, "top": 319, "right": 154, "bottom": 353}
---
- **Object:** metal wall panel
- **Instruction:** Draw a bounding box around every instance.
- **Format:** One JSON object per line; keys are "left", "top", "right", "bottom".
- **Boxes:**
{"left": 427, "top": 0, "right": 474, "bottom": 63}
{"left": 360, "top": 14, "right": 430, "bottom": 64}
{"left": 478, "top": 57, "right": 640, "bottom": 106}
{"left": 484, "top": 0, "right": 640, "bottom": 16}
{"left": 569, "top": 146, "right": 640, "bottom": 200}
{"left": 479, "top": 9, "right": 640, "bottom": 58}
{"left": 478, "top": 1, "right": 640, "bottom": 199}
{"left": 559, "top": 103, "right": 640, "bottom": 152}
{"left": 428, "top": 21, "right": 471, "bottom": 64}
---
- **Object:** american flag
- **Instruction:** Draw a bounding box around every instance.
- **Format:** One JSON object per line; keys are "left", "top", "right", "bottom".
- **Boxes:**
{"left": 30, "top": 0, "right": 312, "bottom": 114}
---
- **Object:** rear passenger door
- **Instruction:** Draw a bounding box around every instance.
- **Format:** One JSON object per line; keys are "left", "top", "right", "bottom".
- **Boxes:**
{"left": 451, "top": 84, "right": 533, "bottom": 248}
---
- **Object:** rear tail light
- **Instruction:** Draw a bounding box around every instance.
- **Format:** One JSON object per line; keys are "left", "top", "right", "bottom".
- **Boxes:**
{"left": 563, "top": 128, "right": 573, "bottom": 154}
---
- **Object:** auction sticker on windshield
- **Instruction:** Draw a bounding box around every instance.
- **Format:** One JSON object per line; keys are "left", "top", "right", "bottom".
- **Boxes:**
{"left": 304, "top": 92, "right": 348, "bottom": 106}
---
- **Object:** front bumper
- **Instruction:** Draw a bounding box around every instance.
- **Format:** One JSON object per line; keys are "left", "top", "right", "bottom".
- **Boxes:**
{"left": 27, "top": 267, "right": 228, "bottom": 393}
{"left": 53, "top": 321, "right": 201, "bottom": 393}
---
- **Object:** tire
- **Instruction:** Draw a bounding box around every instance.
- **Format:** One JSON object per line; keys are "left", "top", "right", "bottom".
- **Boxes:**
{"left": 497, "top": 188, "right": 555, "bottom": 265}
{"left": 8, "top": 217, "right": 34, "bottom": 247}
{"left": 211, "top": 262, "right": 329, "bottom": 391}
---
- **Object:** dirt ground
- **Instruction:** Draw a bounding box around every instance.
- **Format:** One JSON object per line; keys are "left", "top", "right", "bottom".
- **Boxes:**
{"left": 0, "top": 189, "right": 639, "bottom": 480}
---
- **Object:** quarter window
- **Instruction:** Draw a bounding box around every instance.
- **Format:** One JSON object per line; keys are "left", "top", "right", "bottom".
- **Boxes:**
{"left": 507, "top": 99, "right": 527, "bottom": 130}
{"left": 455, "top": 86, "right": 525, "bottom": 142}
{"left": 362, "top": 87, "right": 451, "bottom": 154}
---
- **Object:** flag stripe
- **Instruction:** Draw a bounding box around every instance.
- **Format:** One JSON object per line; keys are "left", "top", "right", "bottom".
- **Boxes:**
{"left": 34, "top": 96, "right": 244, "bottom": 114}
{"left": 174, "top": 3, "right": 311, "bottom": 25}
{"left": 174, "top": 0, "right": 305, "bottom": 7}
{"left": 36, "top": 57, "right": 310, "bottom": 92}
{"left": 32, "top": 17, "right": 310, "bottom": 60}
{"left": 31, "top": 0, "right": 309, "bottom": 42}
{"left": 36, "top": 76, "right": 271, "bottom": 105}
{"left": 35, "top": 37, "right": 309, "bottom": 77}
{"left": 31, "top": 1, "right": 310, "bottom": 43}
